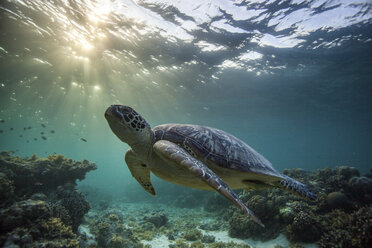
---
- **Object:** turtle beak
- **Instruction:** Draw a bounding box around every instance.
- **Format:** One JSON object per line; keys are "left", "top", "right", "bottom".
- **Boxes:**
{"left": 104, "top": 107, "right": 111, "bottom": 119}
{"left": 104, "top": 106, "right": 115, "bottom": 121}
{"left": 105, "top": 105, "right": 135, "bottom": 127}
{"left": 105, "top": 105, "right": 121, "bottom": 120}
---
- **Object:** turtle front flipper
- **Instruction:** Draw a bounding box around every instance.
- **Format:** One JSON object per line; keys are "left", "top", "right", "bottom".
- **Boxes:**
{"left": 153, "top": 140, "right": 265, "bottom": 227}
{"left": 125, "top": 149, "right": 156, "bottom": 196}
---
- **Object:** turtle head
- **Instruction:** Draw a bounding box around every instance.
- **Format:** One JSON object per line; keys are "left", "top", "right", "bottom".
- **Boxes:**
{"left": 105, "top": 105, "right": 153, "bottom": 147}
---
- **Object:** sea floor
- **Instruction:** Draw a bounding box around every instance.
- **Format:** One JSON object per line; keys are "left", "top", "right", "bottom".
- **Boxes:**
{"left": 1, "top": 153, "right": 370, "bottom": 247}
{"left": 82, "top": 202, "right": 318, "bottom": 248}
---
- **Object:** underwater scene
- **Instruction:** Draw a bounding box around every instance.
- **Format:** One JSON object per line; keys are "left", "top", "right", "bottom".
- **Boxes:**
{"left": 0, "top": 0, "right": 372, "bottom": 247}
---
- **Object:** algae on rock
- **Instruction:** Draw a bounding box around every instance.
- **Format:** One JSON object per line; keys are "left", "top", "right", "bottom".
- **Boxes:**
{"left": 0, "top": 152, "right": 96, "bottom": 247}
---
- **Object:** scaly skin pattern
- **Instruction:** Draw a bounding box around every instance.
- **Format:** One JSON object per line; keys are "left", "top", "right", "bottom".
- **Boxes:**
{"left": 153, "top": 124, "right": 281, "bottom": 177}
{"left": 278, "top": 175, "right": 317, "bottom": 200}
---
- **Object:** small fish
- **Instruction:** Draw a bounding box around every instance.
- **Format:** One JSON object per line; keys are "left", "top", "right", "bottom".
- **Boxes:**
{"left": 41, "top": 136, "right": 47, "bottom": 140}
{"left": 0, "top": 130, "right": 3, "bottom": 133}
{"left": 40, "top": 132, "right": 44, "bottom": 135}
{"left": 10, "top": 128, "right": 13, "bottom": 131}
{"left": 34, "top": 182, "right": 43, "bottom": 186}
{"left": 81, "top": 138, "right": 87, "bottom": 142}
{"left": 0, "top": 119, "right": 4, "bottom": 123}
{"left": 23, "top": 127, "right": 27, "bottom": 130}
{"left": 41, "top": 124, "right": 46, "bottom": 128}
{"left": 28, "top": 126, "right": 32, "bottom": 129}
{"left": 50, "top": 130, "right": 55, "bottom": 133}
{"left": 19, "top": 134, "right": 23, "bottom": 138}
{"left": 34, "top": 138, "right": 37, "bottom": 141}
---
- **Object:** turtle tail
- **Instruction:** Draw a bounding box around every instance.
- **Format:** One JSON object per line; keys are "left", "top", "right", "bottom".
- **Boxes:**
{"left": 277, "top": 175, "right": 317, "bottom": 200}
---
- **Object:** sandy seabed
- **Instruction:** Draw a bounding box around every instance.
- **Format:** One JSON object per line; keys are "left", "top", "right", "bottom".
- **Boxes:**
{"left": 86, "top": 202, "right": 318, "bottom": 248}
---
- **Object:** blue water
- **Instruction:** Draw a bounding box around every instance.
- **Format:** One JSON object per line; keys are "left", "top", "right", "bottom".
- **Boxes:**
{"left": 0, "top": 0, "right": 371, "bottom": 201}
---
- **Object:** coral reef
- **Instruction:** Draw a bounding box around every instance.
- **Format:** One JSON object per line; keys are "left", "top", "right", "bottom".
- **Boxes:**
{"left": 0, "top": 172, "right": 14, "bottom": 203}
{"left": 199, "top": 220, "right": 226, "bottom": 232}
{"left": 54, "top": 184, "right": 91, "bottom": 232}
{"left": 143, "top": 211, "right": 168, "bottom": 228}
{"left": 81, "top": 163, "right": 371, "bottom": 248}
{"left": 3, "top": 150, "right": 369, "bottom": 247}
{"left": 228, "top": 191, "right": 284, "bottom": 241}
{"left": 201, "top": 234, "right": 215, "bottom": 243}
{"left": 366, "top": 168, "right": 372, "bottom": 179}
{"left": 286, "top": 210, "right": 321, "bottom": 243}
{"left": 326, "top": 191, "right": 351, "bottom": 210}
{"left": 168, "top": 239, "right": 252, "bottom": 248}
{"left": 0, "top": 152, "right": 96, "bottom": 247}
{"left": 183, "top": 229, "right": 202, "bottom": 241}
{"left": 89, "top": 212, "right": 145, "bottom": 248}
{"left": 318, "top": 206, "right": 372, "bottom": 248}
{"left": 225, "top": 165, "right": 372, "bottom": 246}
{"left": 208, "top": 242, "right": 251, "bottom": 248}
{"left": 346, "top": 176, "right": 372, "bottom": 204}
{"left": 1, "top": 152, "right": 96, "bottom": 192}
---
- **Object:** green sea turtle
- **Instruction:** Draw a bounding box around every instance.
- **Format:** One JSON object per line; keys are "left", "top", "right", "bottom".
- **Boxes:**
{"left": 105, "top": 105, "right": 316, "bottom": 227}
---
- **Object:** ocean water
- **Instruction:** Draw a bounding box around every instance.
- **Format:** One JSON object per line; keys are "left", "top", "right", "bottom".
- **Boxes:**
{"left": 0, "top": 0, "right": 372, "bottom": 247}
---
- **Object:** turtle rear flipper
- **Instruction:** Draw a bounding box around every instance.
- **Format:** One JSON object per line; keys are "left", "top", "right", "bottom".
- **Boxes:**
{"left": 276, "top": 174, "right": 316, "bottom": 200}
{"left": 153, "top": 140, "right": 265, "bottom": 228}
{"left": 125, "top": 149, "right": 156, "bottom": 196}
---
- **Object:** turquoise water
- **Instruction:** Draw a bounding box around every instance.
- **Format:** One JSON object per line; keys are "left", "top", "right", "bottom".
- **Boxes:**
{"left": 0, "top": 1, "right": 371, "bottom": 246}
{"left": 1, "top": 0, "right": 371, "bottom": 196}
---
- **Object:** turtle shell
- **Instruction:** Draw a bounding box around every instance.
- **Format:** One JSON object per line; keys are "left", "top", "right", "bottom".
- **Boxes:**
{"left": 153, "top": 124, "right": 283, "bottom": 179}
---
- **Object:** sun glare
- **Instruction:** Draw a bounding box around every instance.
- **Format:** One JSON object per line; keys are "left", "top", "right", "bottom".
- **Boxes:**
{"left": 88, "top": 0, "right": 112, "bottom": 24}
{"left": 63, "top": 0, "right": 114, "bottom": 55}
{"left": 81, "top": 40, "right": 93, "bottom": 50}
